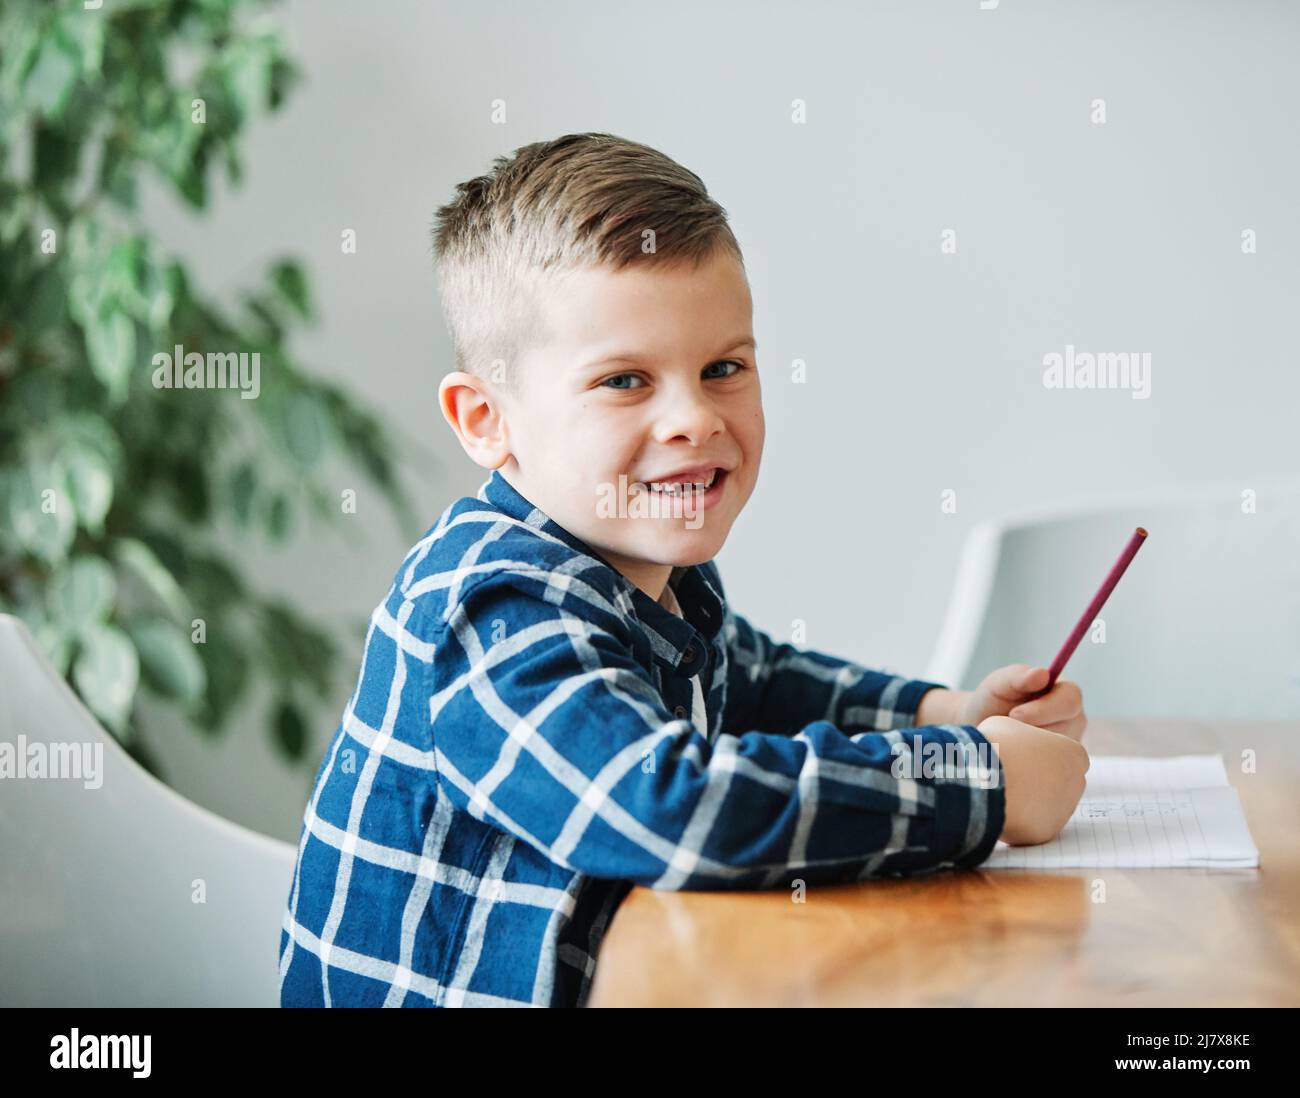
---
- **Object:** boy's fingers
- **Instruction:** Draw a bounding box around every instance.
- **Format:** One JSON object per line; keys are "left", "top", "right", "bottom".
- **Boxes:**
{"left": 1008, "top": 680, "right": 1083, "bottom": 724}
{"left": 988, "top": 663, "right": 1046, "bottom": 701}
{"left": 1014, "top": 665, "right": 1049, "bottom": 694}
{"left": 1048, "top": 680, "right": 1084, "bottom": 718}
{"left": 1043, "top": 712, "right": 1088, "bottom": 743}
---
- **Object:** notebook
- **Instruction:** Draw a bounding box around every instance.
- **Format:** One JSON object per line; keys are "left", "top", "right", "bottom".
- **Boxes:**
{"left": 984, "top": 754, "right": 1260, "bottom": 869}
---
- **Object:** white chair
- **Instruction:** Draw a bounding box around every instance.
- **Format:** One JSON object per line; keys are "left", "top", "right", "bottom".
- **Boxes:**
{"left": 925, "top": 480, "right": 1300, "bottom": 720}
{"left": 0, "top": 614, "right": 296, "bottom": 1006}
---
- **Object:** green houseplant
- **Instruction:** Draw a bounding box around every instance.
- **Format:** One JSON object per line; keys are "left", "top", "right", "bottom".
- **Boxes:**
{"left": 0, "top": 0, "right": 413, "bottom": 776}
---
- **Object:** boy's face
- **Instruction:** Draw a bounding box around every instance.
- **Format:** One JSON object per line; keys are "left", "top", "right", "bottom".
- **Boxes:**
{"left": 489, "top": 248, "right": 763, "bottom": 599}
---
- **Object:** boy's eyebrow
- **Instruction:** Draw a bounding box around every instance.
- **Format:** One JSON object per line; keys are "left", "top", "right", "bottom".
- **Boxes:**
{"left": 574, "top": 336, "right": 758, "bottom": 374}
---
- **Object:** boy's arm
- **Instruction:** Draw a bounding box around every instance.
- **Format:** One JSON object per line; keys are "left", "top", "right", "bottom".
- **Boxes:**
{"left": 430, "top": 571, "right": 1005, "bottom": 890}
{"left": 720, "top": 606, "right": 953, "bottom": 737}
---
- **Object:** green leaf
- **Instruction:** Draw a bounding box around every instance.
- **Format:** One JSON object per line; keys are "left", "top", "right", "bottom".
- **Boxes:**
{"left": 100, "top": 139, "right": 139, "bottom": 210}
{"left": 0, "top": 464, "right": 76, "bottom": 565}
{"left": 273, "top": 699, "right": 308, "bottom": 761}
{"left": 15, "top": 606, "right": 74, "bottom": 678}
{"left": 112, "top": 538, "right": 189, "bottom": 618}
{"left": 72, "top": 623, "right": 139, "bottom": 734}
{"left": 265, "top": 491, "right": 291, "bottom": 541}
{"left": 56, "top": 9, "right": 105, "bottom": 79}
{"left": 25, "top": 30, "right": 79, "bottom": 120}
{"left": 105, "top": 237, "right": 148, "bottom": 319}
{"left": 0, "top": 188, "right": 35, "bottom": 248}
{"left": 226, "top": 38, "right": 272, "bottom": 122}
{"left": 142, "top": 256, "right": 176, "bottom": 332}
{"left": 185, "top": 553, "right": 247, "bottom": 603}
{"left": 35, "top": 623, "right": 74, "bottom": 678}
{"left": 61, "top": 411, "right": 122, "bottom": 465}
{"left": 228, "top": 461, "right": 257, "bottom": 525}
{"left": 49, "top": 555, "right": 116, "bottom": 636}
{"left": 175, "top": 138, "right": 210, "bottom": 208}
{"left": 84, "top": 308, "right": 135, "bottom": 404}
{"left": 268, "top": 55, "right": 299, "bottom": 110}
{"left": 68, "top": 269, "right": 104, "bottom": 329}
{"left": 243, "top": 297, "right": 282, "bottom": 341}
{"left": 129, "top": 617, "right": 206, "bottom": 704}
{"left": 193, "top": 622, "right": 250, "bottom": 733}
{"left": 224, "top": 144, "right": 243, "bottom": 186}
{"left": 270, "top": 260, "right": 311, "bottom": 319}
{"left": 0, "top": 23, "right": 42, "bottom": 108}
{"left": 259, "top": 601, "right": 336, "bottom": 696}
{"left": 64, "top": 444, "right": 114, "bottom": 535}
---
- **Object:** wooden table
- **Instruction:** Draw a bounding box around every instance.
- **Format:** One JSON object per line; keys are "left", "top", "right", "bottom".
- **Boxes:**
{"left": 586, "top": 720, "right": 1300, "bottom": 1007}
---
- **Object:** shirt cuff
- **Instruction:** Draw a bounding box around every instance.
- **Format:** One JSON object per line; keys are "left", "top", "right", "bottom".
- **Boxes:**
{"left": 956, "top": 722, "right": 1003, "bottom": 868}
{"left": 896, "top": 678, "right": 952, "bottom": 727}
{"left": 931, "top": 723, "right": 1006, "bottom": 869}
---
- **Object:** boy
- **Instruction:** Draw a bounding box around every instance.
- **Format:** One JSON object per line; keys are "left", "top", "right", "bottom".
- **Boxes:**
{"left": 278, "top": 133, "right": 1089, "bottom": 1009}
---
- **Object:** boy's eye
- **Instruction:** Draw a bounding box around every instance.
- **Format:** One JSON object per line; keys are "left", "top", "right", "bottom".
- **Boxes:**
{"left": 704, "top": 359, "right": 746, "bottom": 379}
{"left": 599, "top": 361, "right": 747, "bottom": 389}
{"left": 601, "top": 373, "right": 645, "bottom": 390}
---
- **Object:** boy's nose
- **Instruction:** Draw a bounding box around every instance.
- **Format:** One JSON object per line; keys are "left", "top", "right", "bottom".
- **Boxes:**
{"left": 653, "top": 392, "right": 725, "bottom": 446}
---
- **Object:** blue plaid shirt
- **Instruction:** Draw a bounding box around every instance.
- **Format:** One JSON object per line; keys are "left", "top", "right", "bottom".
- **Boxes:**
{"left": 278, "top": 469, "right": 1005, "bottom": 1008}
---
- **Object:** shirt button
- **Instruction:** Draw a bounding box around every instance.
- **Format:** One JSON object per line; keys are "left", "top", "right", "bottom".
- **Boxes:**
{"left": 673, "top": 705, "right": 688, "bottom": 719}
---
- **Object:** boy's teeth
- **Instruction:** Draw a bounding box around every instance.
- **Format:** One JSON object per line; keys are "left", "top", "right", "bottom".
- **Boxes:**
{"left": 644, "top": 471, "right": 716, "bottom": 493}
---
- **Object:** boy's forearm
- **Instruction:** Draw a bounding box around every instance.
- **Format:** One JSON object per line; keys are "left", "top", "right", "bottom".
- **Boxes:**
{"left": 915, "top": 686, "right": 971, "bottom": 727}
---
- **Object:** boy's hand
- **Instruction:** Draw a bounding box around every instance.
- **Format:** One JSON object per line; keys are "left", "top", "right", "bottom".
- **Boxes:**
{"left": 977, "top": 716, "right": 1090, "bottom": 845}
{"left": 959, "top": 664, "right": 1087, "bottom": 743}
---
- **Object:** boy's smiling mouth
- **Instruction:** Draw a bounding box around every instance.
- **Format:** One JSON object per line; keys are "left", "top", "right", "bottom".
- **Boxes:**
{"left": 632, "top": 464, "right": 728, "bottom": 495}
{"left": 626, "top": 466, "right": 732, "bottom": 515}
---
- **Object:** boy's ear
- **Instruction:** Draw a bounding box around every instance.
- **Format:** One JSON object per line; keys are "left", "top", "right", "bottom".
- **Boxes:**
{"left": 438, "top": 371, "right": 512, "bottom": 471}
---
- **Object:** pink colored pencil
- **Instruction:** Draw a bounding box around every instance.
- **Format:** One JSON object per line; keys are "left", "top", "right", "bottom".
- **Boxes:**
{"left": 1045, "top": 526, "right": 1148, "bottom": 688}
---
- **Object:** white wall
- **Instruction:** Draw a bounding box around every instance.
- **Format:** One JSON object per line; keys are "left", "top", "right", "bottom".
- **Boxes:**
{"left": 141, "top": 0, "right": 1300, "bottom": 841}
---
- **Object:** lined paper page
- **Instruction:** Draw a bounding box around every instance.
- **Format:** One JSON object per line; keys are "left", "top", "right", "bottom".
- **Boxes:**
{"left": 984, "top": 755, "right": 1260, "bottom": 869}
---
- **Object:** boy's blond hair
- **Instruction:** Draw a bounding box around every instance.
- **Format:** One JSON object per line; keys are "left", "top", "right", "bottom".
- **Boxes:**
{"left": 431, "top": 132, "right": 744, "bottom": 393}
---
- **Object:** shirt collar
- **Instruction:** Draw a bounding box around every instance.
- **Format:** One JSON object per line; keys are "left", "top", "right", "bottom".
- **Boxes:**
{"left": 476, "top": 469, "right": 723, "bottom": 667}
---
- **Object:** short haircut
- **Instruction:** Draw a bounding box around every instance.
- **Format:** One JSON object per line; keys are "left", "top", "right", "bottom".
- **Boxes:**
{"left": 431, "top": 132, "right": 744, "bottom": 394}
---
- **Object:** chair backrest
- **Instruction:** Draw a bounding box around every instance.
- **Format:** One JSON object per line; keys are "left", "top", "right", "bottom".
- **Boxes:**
{"left": 925, "top": 481, "right": 1300, "bottom": 720}
{"left": 0, "top": 614, "right": 297, "bottom": 1006}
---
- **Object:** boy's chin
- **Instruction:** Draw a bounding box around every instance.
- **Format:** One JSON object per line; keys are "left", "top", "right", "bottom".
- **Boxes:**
{"left": 635, "top": 528, "right": 726, "bottom": 567}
